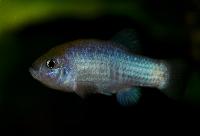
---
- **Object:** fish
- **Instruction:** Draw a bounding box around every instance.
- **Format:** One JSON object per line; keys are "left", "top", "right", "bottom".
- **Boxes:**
{"left": 29, "top": 29, "right": 184, "bottom": 106}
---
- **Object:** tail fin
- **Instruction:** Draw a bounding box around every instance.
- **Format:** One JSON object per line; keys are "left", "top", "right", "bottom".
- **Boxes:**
{"left": 160, "top": 59, "right": 188, "bottom": 100}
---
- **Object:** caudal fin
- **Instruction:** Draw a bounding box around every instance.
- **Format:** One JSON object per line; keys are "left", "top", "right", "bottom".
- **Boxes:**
{"left": 160, "top": 59, "right": 188, "bottom": 100}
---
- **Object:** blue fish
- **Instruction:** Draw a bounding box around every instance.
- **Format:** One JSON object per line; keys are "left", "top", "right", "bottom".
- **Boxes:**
{"left": 29, "top": 29, "right": 183, "bottom": 106}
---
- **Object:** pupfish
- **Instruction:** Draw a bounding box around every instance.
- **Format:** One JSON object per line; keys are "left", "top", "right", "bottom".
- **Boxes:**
{"left": 29, "top": 29, "right": 183, "bottom": 106}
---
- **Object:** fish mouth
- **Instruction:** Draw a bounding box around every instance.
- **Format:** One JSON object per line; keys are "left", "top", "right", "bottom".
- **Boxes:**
{"left": 29, "top": 67, "right": 40, "bottom": 80}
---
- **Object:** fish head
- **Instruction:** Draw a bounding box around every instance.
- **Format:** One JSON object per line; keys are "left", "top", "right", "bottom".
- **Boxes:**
{"left": 29, "top": 45, "right": 75, "bottom": 92}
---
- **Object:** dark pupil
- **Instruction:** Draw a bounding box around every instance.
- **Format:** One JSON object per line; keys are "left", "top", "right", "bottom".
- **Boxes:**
{"left": 47, "top": 59, "right": 55, "bottom": 69}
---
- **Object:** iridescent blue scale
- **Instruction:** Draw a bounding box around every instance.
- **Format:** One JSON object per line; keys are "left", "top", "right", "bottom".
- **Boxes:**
{"left": 66, "top": 40, "right": 169, "bottom": 93}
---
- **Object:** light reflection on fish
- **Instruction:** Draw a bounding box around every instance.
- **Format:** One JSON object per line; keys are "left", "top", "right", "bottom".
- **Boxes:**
{"left": 29, "top": 30, "right": 179, "bottom": 106}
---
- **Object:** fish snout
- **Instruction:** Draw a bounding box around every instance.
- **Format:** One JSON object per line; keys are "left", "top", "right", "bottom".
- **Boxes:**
{"left": 29, "top": 62, "right": 41, "bottom": 79}
{"left": 30, "top": 62, "right": 40, "bottom": 71}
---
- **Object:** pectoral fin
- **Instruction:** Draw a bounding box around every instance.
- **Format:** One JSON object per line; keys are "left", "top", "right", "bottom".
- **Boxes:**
{"left": 74, "top": 82, "right": 97, "bottom": 98}
{"left": 116, "top": 87, "right": 141, "bottom": 106}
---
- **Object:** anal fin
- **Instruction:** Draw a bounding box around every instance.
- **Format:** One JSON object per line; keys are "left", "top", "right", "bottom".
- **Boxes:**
{"left": 116, "top": 87, "right": 141, "bottom": 106}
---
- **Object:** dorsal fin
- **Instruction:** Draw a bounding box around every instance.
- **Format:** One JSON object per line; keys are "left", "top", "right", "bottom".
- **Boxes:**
{"left": 111, "top": 29, "right": 141, "bottom": 53}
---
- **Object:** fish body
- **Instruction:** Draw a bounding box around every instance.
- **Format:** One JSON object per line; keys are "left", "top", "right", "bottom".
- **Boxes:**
{"left": 30, "top": 30, "right": 175, "bottom": 106}
{"left": 66, "top": 40, "right": 168, "bottom": 94}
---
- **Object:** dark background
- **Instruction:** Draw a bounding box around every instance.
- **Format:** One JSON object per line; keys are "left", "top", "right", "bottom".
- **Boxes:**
{"left": 0, "top": 0, "right": 200, "bottom": 134}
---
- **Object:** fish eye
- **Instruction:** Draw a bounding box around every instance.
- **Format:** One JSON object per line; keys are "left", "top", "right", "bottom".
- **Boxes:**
{"left": 46, "top": 59, "right": 56, "bottom": 69}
